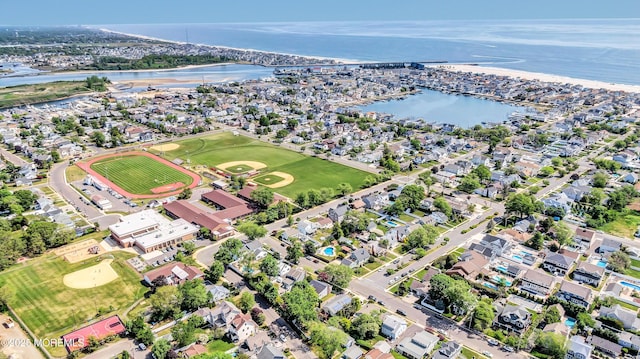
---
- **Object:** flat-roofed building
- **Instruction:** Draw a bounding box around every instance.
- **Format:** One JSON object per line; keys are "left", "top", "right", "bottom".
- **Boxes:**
{"left": 109, "top": 209, "right": 168, "bottom": 247}
{"left": 164, "top": 200, "right": 235, "bottom": 239}
{"left": 134, "top": 218, "right": 198, "bottom": 253}
{"left": 108, "top": 209, "right": 198, "bottom": 252}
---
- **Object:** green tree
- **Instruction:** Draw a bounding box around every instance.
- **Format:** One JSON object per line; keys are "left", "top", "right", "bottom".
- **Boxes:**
{"left": 171, "top": 319, "right": 197, "bottom": 348}
{"left": 237, "top": 221, "right": 267, "bottom": 240}
{"left": 177, "top": 188, "right": 192, "bottom": 200}
{"left": 472, "top": 164, "right": 492, "bottom": 182}
{"left": 214, "top": 238, "right": 243, "bottom": 265}
{"left": 179, "top": 279, "right": 211, "bottom": 311}
{"left": 539, "top": 166, "right": 555, "bottom": 177}
{"left": 286, "top": 239, "right": 304, "bottom": 264}
{"left": 336, "top": 183, "right": 353, "bottom": 196}
{"left": 433, "top": 197, "right": 452, "bottom": 218}
{"left": 505, "top": 193, "right": 540, "bottom": 218}
{"left": 151, "top": 338, "right": 171, "bottom": 359}
{"left": 260, "top": 254, "right": 279, "bottom": 277}
{"left": 418, "top": 172, "right": 435, "bottom": 193}
{"left": 403, "top": 225, "right": 438, "bottom": 251}
{"left": 149, "top": 286, "right": 183, "bottom": 321}
{"left": 457, "top": 175, "right": 481, "bottom": 193}
{"left": 250, "top": 187, "right": 274, "bottom": 209}
{"left": 544, "top": 306, "right": 562, "bottom": 324}
{"left": 238, "top": 291, "right": 255, "bottom": 313}
{"left": 282, "top": 281, "right": 319, "bottom": 324}
{"left": 592, "top": 172, "right": 608, "bottom": 188}
{"left": 471, "top": 299, "right": 495, "bottom": 331}
{"left": 524, "top": 232, "right": 544, "bottom": 250}
{"left": 554, "top": 221, "right": 573, "bottom": 246}
{"left": 318, "top": 264, "right": 354, "bottom": 289}
{"left": 534, "top": 332, "right": 567, "bottom": 358}
{"left": 308, "top": 322, "right": 348, "bottom": 359}
{"left": 399, "top": 184, "right": 426, "bottom": 210}
{"left": 350, "top": 313, "right": 381, "bottom": 340}
{"left": 205, "top": 261, "right": 225, "bottom": 283}
{"left": 90, "top": 131, "right": 106, "bottom": 147}
{"left": 609, "top": 251, "right": 631, "bottom": 273}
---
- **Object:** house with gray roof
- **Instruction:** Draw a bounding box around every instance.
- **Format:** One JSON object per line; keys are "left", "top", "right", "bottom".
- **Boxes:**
{"left": 479, "top": 234, "right": 511, "bottom": 256}
{"left": 341, "top": 248, "right": 370, "bottom": 268}
{"left": 257, "top": 344, "right": 285, "bottom": 359}
{"left": 520, "top": 269, "right": 555, "bottom": 297}
{"left": 557, "top": 281, "right": 593, "bottom": 308}
{"left": 208, "top": 285, "right": 231, "bottom": 303}
{"left": 432, "top": 341, "right": 462, "bottom": 359}
{"left": 542, "top": 252, "right": 574, "bottom": 276}
{"left": 309, "top": 279, "right": 332, "bottom": 298}
{"left": 343, "top": 345, "right": 364, "bottom": 359}
{"left": 395, "top": 331, "right": 439, "bottom": 359}
{"left": 599, "top": 304, "right": 640, "bottom": 330}
{"left": 381, "top": 315, "right": 407, "bottom": 340}
{"left": 566, "top": 336, "right": 592, "bottom": 359}
{"left": 329, "top": 205, "right": 349, "bottom": 223}
{"left": 493, "top": 304, "right": 532, "bottom": 334}
{"left": 572, "top": 262, "right": 604, "bottom": 287}
{"left": 322, "top": 294, "right": 352, "bottom": 316}
{"left": 599, "top": 238, "right": 622, "bottom": 253}
{"left": 618, "top": 331, "right": 640, "bottom": 351}
{"left": 590, "top": 336, "right": 622, "bottom": 358}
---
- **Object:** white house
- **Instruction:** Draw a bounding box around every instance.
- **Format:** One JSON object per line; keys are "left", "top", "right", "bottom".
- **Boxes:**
{"left": 381, "top": 315, "right": 407, "bottom": 340}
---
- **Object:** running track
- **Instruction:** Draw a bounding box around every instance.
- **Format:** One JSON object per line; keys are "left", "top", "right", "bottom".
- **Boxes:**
{"left": 76, "top": 151, "right": 200, "bottom": 199}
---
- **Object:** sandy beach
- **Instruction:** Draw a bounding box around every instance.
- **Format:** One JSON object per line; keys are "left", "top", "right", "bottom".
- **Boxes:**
{"left": 442, "top": 64, "right": 640, "bottom": 94}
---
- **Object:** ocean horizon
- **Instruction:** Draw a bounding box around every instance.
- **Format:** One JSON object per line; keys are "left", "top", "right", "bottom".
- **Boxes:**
{"left": 100, "top": 18, "right": 640, "bottom": 85}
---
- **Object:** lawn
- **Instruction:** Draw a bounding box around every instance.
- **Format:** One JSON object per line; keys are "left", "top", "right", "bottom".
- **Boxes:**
{"left": 461, "top": 347, "right": 488, "bottom": 359}
{"left": 90, "top": 155, "right": 194, "bottom": 195}
{"left": 154, "top": 133, "right": 369, "bottom": 198}
{"left": 625, "top": 268, "right": 640, "bottom": 280}
{"left": 632, "top": 259, "right": 640, "bottom": 268}
{"left": 0, "top": 251, "right": 147, "bottom": 357}
{"left": 207, "top": 339, "right": 235, "bottom": 352}
{"left": 600, "top": 214, "right": 640, "bottom": 239}
{"left": 65, "top": 165, "right": 87, "bottom": 183}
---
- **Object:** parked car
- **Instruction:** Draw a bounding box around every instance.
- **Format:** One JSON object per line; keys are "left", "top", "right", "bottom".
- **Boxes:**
{"left": 368, "top": 295, "right": 377, "bottom": 301}
{"left": 487, "top": 339, "right": 499, "bottom": 346}
{"left": 482, "top": 351, "right": 493, "bottom": 358}
{"left": 138, "top": 343, "right": 147, "bottom": 351}
{"left": 396, "top": 309, "right": 407, "bottom": 316}
{"left": 502, "top": 346, "right": 514, "bottom": 352}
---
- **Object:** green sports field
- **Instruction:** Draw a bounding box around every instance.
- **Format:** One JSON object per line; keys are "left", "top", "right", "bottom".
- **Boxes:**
{"left": 152, "top": 133, "right": 370, "bottom": 197}
{"left": 90, "top": 155, "right": 194, "bottom": 194}
{"left": 0, "top": 252, "right": 146, "bottom": 357}
{"left": 224, "top": 164, "right": 253, "bottom": 174}
{"left": 253, "top": 173, "right": 285, "bottom": 185}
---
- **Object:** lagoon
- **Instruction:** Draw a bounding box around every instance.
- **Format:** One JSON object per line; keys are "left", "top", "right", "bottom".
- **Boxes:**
{"left": 359, "top": 89, "right": 529, "bottom": 128}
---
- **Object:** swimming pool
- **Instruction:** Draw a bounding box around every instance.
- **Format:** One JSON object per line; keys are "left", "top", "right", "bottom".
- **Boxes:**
{"left": 322, "top": 247, "right": 335, "bottom": 256}
{"left": 496, "top": 264, "right": 508, "bottom": 273}
{"left": 386, "top": 221, "right": 399, "bottom": 228}
{"left": 620, "top": 281, "right": 640, "bottom": 291}
{"left": 596, "top": 260, "right": 607, "bottom": 268}
{"left": 512, "top": 255, "right": 523, "bottom": 262}
{"left": 565, "top": 318, "right": 576, "bottom": 328}
{"left": 520, "top": 250, "right": 532, "bottom": 256}
{"left": 493, "top": 276, "right": 512, "bottom": 286}
{"left": 483, "top": 282, "right": 499, "bottom": 290}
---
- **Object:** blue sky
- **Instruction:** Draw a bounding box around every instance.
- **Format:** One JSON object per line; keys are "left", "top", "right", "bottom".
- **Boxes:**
{"left": 1, "top": 0, "right": 638, "bottom": 25}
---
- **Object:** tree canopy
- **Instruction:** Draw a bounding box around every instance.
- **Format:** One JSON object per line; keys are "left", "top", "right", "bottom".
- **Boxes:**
{"left": 237, "top": 221, "right": 267, "bottom": 241}
{"left": 318, "top": 264, "right": 353, "bottom": 289}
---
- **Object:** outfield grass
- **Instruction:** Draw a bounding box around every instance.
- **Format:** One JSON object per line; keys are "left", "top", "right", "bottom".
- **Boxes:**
{"left": 155, "top": 133, "right": 369, "bottom": 197}
{"left": 0, "top": 251, "right": 147, "bottom": 356}
{"left": 600, "top": 213, "right": 640, "bottom": 239}
{"left": 91, "top": 155, "right": 194, "bottom": 195}
{"left": 253, "top": 173, "right": 285, "bottom": 185}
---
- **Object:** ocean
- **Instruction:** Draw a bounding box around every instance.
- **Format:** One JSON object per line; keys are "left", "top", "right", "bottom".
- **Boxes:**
{"left": 103, "top": 19, "right": 640, "bottom": 85}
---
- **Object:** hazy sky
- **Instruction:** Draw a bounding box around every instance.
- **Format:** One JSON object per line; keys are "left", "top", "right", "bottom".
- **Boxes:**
{"left": 1, "top": 0, "right": 639, "bottom": 25}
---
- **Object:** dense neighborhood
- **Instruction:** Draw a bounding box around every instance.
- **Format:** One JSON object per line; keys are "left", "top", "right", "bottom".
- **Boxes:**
{"left": 2, "top": 28, "right": 640, "bottom": 359}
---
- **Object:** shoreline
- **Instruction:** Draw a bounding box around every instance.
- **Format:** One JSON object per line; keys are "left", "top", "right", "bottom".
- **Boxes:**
{"left": 97, "top": 27, "right": 361, "bottom": 65}
{"left": 441, "top": 64, "right": 640, "bottom": 94}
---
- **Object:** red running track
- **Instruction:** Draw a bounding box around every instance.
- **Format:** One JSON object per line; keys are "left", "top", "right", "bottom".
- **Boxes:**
{"left": 76, "top": 151, "right": 200, "bottom": 199}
